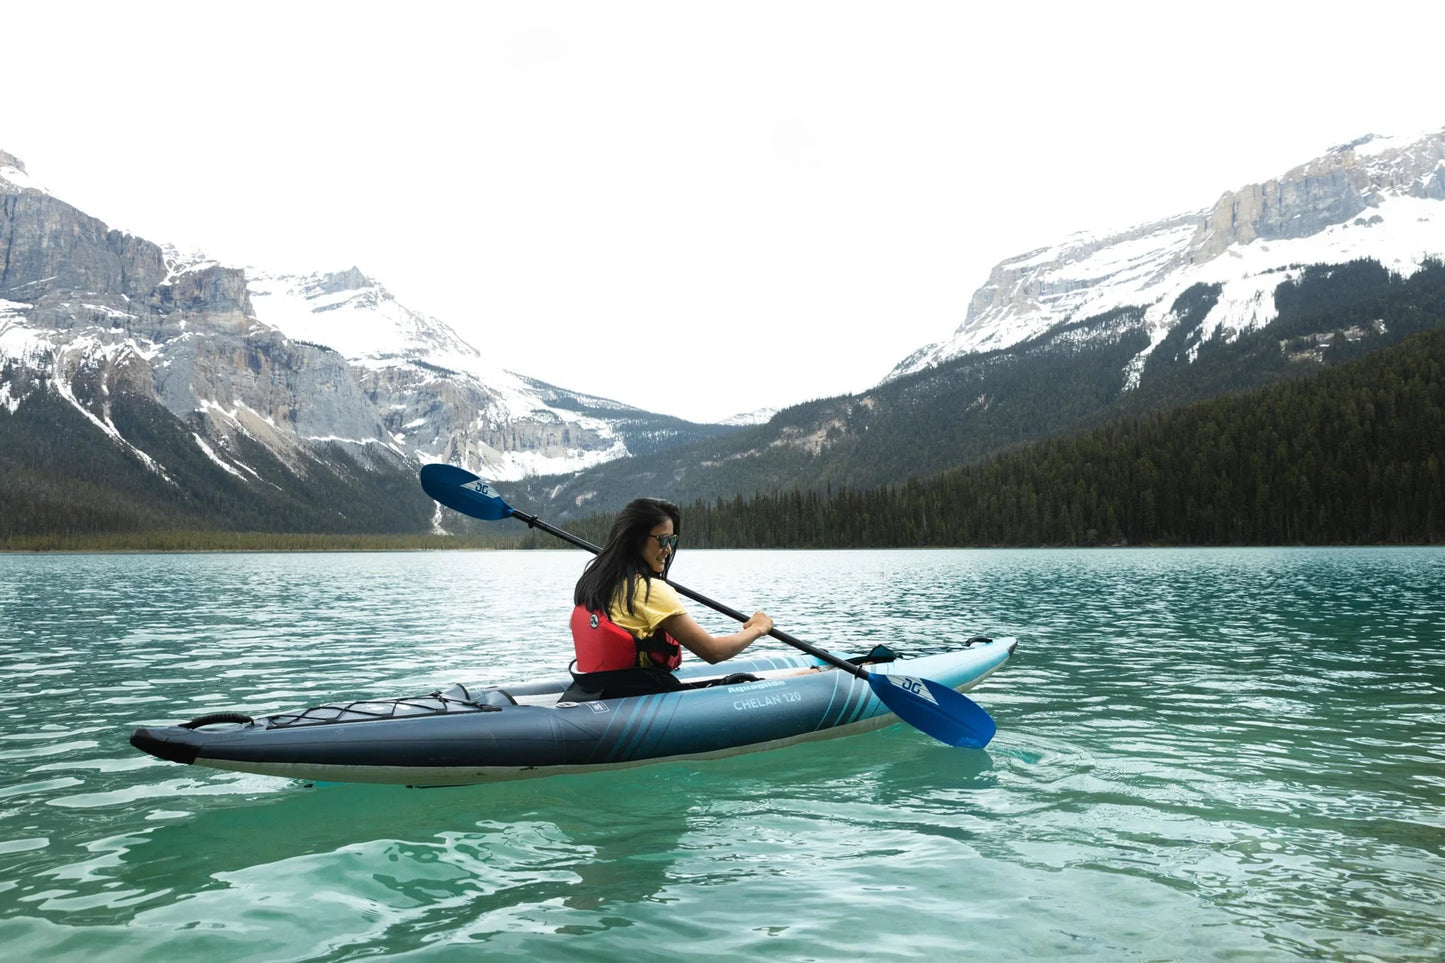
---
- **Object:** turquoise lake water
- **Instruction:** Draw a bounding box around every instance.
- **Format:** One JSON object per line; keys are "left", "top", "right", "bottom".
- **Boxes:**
{"left": 0, "top": 547, "right": 1441, "bottom": 961}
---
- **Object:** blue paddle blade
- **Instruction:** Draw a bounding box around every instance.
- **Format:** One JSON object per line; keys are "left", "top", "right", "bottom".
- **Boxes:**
{"left": 419, "top": 464, "right": 514, "bottom": 521}
{"left": 868, "top": 673, "right": 997, "bottom": 748}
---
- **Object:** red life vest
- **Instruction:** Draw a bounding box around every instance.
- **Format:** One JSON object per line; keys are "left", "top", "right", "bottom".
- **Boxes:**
{"left": 570, "top": 605, "right": 682, "bottom": 673}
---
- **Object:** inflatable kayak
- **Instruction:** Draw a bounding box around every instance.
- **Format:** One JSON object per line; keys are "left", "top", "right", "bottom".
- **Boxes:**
{"left": 130, "top": 638, "right": 1015, "bottom": 786}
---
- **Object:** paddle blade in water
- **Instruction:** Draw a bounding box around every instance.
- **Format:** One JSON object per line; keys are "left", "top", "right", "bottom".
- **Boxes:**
{"left": 419, "top": 464, "right": 514, "bottom": 521}
{"left": 868, "top": 673, "right": 997, "bottom": 748}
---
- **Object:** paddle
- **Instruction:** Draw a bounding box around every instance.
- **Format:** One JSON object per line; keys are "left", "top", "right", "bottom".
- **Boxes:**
{"left": 419, "top": 463, "right": 997, "bottom": 748}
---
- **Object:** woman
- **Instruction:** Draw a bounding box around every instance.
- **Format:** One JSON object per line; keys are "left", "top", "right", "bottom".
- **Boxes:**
{"left": 564, "top": 497, "right": 773, "bottom": 701}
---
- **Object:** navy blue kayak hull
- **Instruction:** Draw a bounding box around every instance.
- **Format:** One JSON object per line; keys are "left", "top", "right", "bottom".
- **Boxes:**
{"left": 130, "top": 640, "right": 1014, "bottom": 785}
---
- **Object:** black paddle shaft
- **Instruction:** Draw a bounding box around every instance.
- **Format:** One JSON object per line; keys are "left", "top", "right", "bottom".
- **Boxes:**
{"left": 508, "top": 508, "right": 869, "bottom": 680}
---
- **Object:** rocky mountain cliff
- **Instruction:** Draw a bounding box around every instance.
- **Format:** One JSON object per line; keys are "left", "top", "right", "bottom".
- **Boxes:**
{"left": 1, "top": 150, "right": 736, "bottom": 535}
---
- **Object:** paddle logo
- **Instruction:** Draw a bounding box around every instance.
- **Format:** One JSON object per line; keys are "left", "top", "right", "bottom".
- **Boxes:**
{"left": 461, "top": 479, "right": 499, "bottom": 499}
{"left": 887, "top": 675, "right": 938, "bottom": 705}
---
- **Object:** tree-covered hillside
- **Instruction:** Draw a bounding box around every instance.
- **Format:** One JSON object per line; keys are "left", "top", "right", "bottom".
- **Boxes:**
{"left": 669, "top": 325, "right": 1445, "bottom": 547}
{"left": 0, "top": 377, "right": 435, "bottom": 541}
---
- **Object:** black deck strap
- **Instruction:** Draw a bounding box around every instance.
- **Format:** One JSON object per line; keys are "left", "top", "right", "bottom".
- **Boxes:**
{"left": 472, "top": 688, "right": 518, "bottom": 707}
{"left": 683, "top": 672, "right": 762, "bottom": 689}
{"left": 437, "top": 683, "right": 514, "bottom": 707}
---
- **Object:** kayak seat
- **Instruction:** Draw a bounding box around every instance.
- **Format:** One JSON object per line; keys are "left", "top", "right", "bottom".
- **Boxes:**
{"left": 848, "top": 644, "right": 900, "bottom": 665}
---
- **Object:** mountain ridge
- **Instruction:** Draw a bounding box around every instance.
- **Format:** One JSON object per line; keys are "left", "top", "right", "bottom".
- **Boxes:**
{"left": 891, "top": 127, "right": 1445, "bottom": 379}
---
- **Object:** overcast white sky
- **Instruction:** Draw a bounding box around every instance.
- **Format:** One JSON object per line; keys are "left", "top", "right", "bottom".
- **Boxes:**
{"left": 7, "top": 1, "right": 1443, "bottom": 422}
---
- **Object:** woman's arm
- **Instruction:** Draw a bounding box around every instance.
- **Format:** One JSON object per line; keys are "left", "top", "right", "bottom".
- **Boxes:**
{"left": 660, "top": 610, "right": 773, "bottom": 664}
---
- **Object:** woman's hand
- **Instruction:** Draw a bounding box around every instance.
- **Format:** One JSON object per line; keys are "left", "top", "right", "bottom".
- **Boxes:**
{"left": 743, "top": 611, "right": 773, "bottom": 640}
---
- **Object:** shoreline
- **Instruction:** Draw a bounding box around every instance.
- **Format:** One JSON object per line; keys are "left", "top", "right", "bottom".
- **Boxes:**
{"left": 3, "top": 534, "right": 1441, "bottom": 554}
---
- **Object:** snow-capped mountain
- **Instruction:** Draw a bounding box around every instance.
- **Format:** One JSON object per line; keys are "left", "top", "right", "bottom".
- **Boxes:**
{"left": 1, "top": 148, "right": 724, "bottom": 518}
{"left": 891, "top": 128, "right": 1445, "bottom": 380}
{"left": 239, "top": 264, "right": 639, "bottom": 481}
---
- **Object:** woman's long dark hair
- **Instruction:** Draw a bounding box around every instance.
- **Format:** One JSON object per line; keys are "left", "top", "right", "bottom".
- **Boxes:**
{"left": 574, "top": 497, "right": 682, "bottom": 615}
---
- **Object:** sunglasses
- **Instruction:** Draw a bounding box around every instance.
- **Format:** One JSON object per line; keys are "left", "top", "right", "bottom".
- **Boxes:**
{"left": 647, "top": 534, "right": 679, "bottom": 550}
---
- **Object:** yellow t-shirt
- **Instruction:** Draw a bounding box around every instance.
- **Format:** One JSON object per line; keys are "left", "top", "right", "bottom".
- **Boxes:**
{"left": 608, "top": 576, "right": 686, "bottom": 639}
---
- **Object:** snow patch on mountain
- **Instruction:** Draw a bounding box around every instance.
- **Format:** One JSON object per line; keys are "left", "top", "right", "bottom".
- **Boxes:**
{"left": 719, "top": 407, "right": 778, "bottom": 426}
{"left": 244, "top": 266, "right": 477, "bottom": 363}
{"left": 1173, "top": 192, "right": 1441, "bottom": 354}
{"left": 0, "top": 153, "right": 46, "bottom": 194}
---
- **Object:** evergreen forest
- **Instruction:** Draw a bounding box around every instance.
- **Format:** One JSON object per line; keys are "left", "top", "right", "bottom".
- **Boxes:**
{"left": 661, "top": 325, "right": 1445, "bottom": 548}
